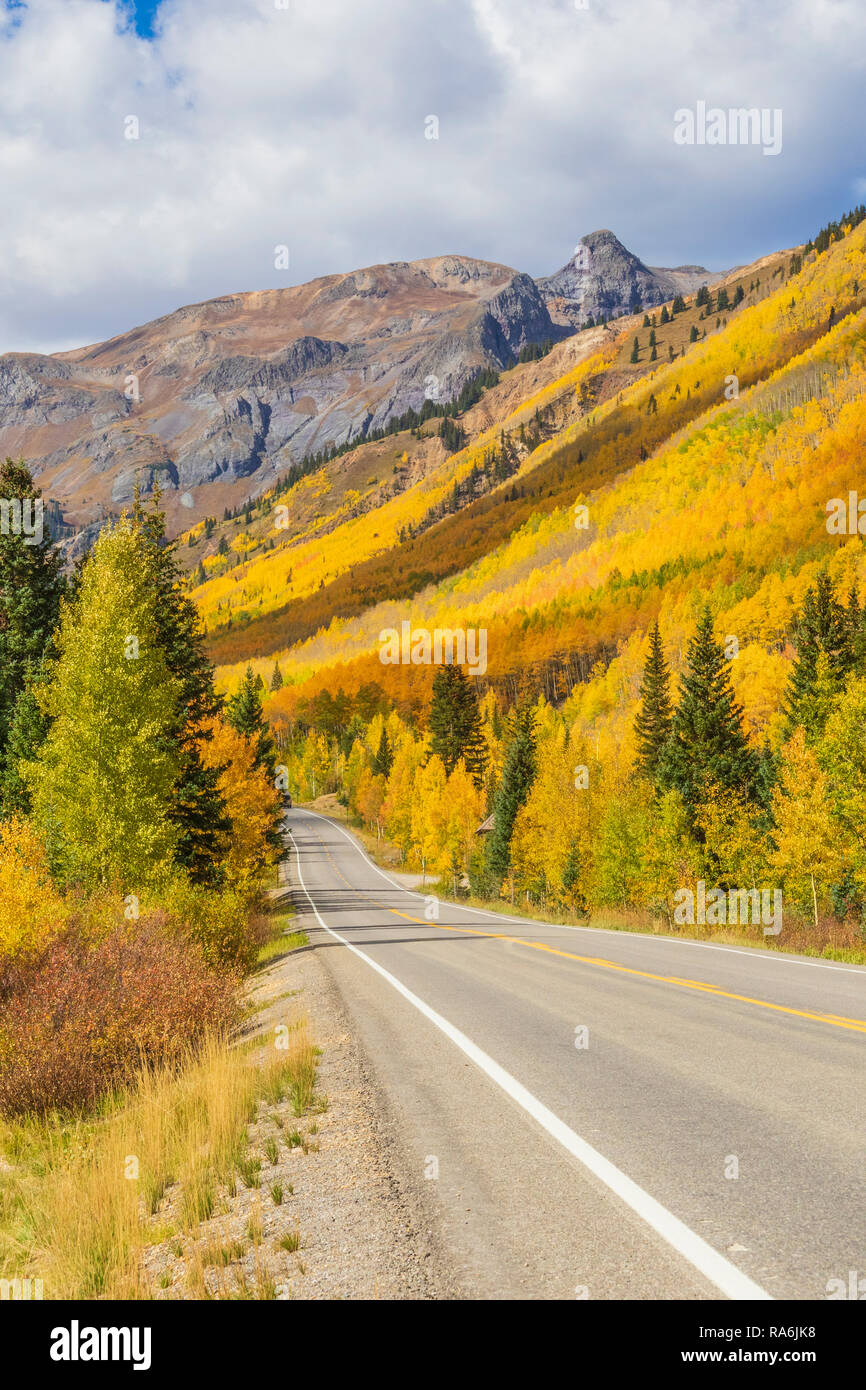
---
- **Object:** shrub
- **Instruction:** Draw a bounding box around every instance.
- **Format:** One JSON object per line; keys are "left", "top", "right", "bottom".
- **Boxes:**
{"left": 0, "top": 922, "right": 240, "bottom": 1118}
{"left": 0, "top": 817, "right": 68, "bottom": 959}
{"left": 156, "top": 876, "right": 267, "bottom": 972}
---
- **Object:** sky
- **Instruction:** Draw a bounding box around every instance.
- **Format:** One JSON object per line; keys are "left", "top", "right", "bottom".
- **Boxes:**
{"left": 1, "top": 0, "right": 864, "bottom": 353}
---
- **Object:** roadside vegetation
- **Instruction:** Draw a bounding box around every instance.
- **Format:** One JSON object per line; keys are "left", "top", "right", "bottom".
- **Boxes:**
{"left": 0, "top": 466, "right": 301, "bottom": 1298}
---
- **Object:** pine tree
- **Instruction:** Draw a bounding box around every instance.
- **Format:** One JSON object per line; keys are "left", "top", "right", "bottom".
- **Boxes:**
{"left": 561, "top": 840, "right": 587, "bottom": 915}
{"left": 134, "top": 495, "right": 232, "bottom": 884}
{"left": 428, "top": 664, "right": 487, "bottom": 787}
{"left": 784, "top": 571, "right": 849, "bottom": 740}
{"left": 0, "top": 459, "right": 64, "bottom": 765}
{"left": 270, "top": 661, "right": 284, "bottom": 692}
{"left": 32, "top": 521, "right": 180, "bottom": 890}
{"left": 658, "top": 609, "right": 757, "bottom": 815}
{"left": 633, "top": 622, "right": 672, "bottom": 781}
{"left": 227, "top": 665, "right": 277, "bottom": 777}
{"left": 0, "top": 669, "right": 50, "bottom": 814}
{"left": 373, "top": 724, "right": 393, "bottom": 779}
{"left": 630, "top": 337, "right": 639, "bottom": 364}
{"left": 672, "top": 294, "right": 686, "bottom": 313}
{"left": 485, "top": 705, "right": 537, "bottom": 881}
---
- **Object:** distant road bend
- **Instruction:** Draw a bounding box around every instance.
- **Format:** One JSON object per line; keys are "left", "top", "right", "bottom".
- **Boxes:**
{"left": 285, "top": 807, "right": 866, "bottom": 1301}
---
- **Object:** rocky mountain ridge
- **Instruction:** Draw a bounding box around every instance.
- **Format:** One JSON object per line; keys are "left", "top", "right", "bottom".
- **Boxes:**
{"left": 0, "top": 234, "right": 718, "bottom": 539}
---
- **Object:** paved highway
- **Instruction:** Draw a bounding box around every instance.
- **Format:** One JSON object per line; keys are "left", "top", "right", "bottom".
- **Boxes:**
{"left": 285, "top": 806, "right": 866, "bottom": 1300}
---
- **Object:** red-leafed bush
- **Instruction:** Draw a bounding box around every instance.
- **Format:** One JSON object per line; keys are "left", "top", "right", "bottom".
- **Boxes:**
{"left": 0, "top": 921, "right": 241, "bottom": 1118}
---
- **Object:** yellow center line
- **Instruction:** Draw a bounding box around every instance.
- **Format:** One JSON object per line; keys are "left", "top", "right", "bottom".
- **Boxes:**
{"left": 382, "top": 907, "right": 866, "bottom": 1037}
{"left": 306, "top": 831, "right": 866, "bottom": 1036}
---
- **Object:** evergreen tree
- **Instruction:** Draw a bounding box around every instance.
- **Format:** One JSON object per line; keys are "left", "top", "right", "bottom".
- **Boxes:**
{"left": 658, "top": 609, "right": 757, "bottom": 814}
{"left": 784, "top": 571, "right": 849, "bottom": 740}
{"left": 0, "top": 667, "right": 51, "bottom": 814}
{"left": 630, "top": 337, "right": 639, "bottom": 364}
{"left": 227, "top": 665, "right": 277, "bottom": 778}
{"left": 633, "top": 622, "right": 673, "bottom": 781}
{"left": 270, "top": 660, "right": 284, "bottom": 692}
{"left": 373, "top": 724, "right": 393, "bottom": 779}
{"left": 695, "top": 286, "right": 710, "bottom": 307}
{"left": 672, "top": 294, "right": 686, "bottom": 313}
{"left": 134, "top": 494, "right": 232, "bottom": 884}
{"left": 561, "top": 840, "right": 587, "bottom": 915}
{"left": 484, "top": 705, "right": 537, "bottom": 880}
{"left": 428, "top": 664, "right": 487, "bottom": 787}
{"left": 0, "top": 459, "right": 64, "bottom": 766}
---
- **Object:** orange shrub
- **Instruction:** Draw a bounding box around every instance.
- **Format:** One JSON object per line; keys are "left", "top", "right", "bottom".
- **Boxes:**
{"left": 0, "top": 921, "right": 240, "bottom": 1118}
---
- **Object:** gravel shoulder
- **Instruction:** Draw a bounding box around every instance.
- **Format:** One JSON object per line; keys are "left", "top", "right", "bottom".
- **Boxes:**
{"left": 241, "top": 936, "right": 463, "bottom": 1299}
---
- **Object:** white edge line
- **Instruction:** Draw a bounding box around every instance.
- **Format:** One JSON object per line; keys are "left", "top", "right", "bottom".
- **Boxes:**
{"left": 295, "top": 807, "right": 866, "bottom": 977}
{"left": 288, "top": 828, "right": 773, "bottom": 1302}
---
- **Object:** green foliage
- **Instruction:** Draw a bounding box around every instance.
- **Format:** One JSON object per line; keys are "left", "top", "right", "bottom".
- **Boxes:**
{"left": 658, "top": 609, "right": 757, "bottom": 816}
{"left": 32, "top": 521, "right": 181, "bottom": 891}
{"left": 0, "top": 459, "right": 64, "bottom": 770}
{"left": 134, "top": 495, "right": 232, "bottom": 885}
{"left": 633, "top": 621, "right": 673, "bottom": 782}
{"left": 227, "top": 665, "right": 277, "bottom": 777}
{"left": 784, "top": 570, "right": 851, "bottom": 741}
{"left": 372, "top": 724, "right": 393, "bottom": 779}
{"left": 0, "top": 675, "right": 50, "bottom": 815}
{"left": 428, "top": 664, "right": 487, "bottom": 787}
{"left": 485, "top": 705, "right": 536, "bottom": 881}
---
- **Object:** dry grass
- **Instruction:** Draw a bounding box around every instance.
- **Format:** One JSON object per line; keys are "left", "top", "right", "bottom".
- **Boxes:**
{"left": 0, "top": 1023, "right": 318, "bottom": 1300}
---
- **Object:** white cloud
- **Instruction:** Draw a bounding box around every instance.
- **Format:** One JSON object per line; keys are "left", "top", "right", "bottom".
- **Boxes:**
{"left": 0, "top": 0, "right": 864, "bottom": 352}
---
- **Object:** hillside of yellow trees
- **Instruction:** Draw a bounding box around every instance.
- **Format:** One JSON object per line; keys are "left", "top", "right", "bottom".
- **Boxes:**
{"left": 207, "top": 210, "right": 866, "bottom": 956}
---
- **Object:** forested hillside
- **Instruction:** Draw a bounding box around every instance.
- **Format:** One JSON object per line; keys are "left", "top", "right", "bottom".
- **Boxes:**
{"left": 215, "top": 210, "right": 866, "bottom": 956}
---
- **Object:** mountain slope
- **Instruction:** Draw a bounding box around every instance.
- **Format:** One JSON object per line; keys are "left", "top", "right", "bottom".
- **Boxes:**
{"left": 0, "top": 234, "right": 714, "bottom": 544}
{"left": 199, "top": 218, "right": 864, "bottom": 750}
{"left": 197, "top": 242, "right": 794, "bottom": 669}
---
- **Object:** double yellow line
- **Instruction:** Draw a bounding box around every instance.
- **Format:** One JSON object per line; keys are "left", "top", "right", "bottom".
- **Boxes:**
{"left": 312, "top": 831, "right": 866, "bottom": 1036}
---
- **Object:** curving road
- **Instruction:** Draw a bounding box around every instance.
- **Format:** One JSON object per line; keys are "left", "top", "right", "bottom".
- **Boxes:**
{"left": 285, "top": 806, "right": 866, "bottom": 1301}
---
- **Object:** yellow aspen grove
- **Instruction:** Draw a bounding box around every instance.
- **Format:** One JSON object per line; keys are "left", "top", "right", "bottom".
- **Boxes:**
{"left": 771, "top": 727, "right": 843, "bottom": 927}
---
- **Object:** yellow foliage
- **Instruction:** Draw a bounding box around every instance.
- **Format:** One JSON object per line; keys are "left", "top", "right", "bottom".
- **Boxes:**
{"left": 0, "top": 818, "right": 67, "bottom": 958}
{"left": 200, "top": 718, "right": 281, "bottom": 893}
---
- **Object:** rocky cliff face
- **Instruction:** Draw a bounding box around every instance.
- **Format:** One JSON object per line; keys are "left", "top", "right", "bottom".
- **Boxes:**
{"left": 0, "top": 235, "right": 717, "bottom": 539}
{"left": 536, "top": 229, "right": 717, "bottom": 328}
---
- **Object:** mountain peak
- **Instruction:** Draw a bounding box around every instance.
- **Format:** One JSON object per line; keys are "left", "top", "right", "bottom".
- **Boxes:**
{"left": 536, "top": 230, "right": 717, "bottom": 327}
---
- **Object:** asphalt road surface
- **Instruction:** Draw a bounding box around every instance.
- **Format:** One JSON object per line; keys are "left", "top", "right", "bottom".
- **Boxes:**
{"left": 285, "top": 806, "right": 866, "bottom": 1301}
